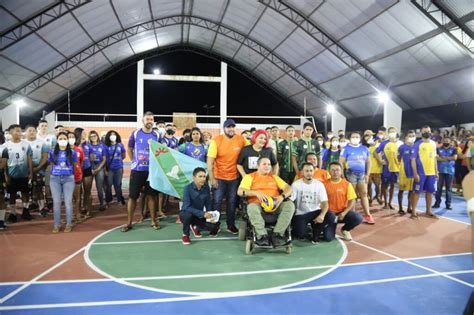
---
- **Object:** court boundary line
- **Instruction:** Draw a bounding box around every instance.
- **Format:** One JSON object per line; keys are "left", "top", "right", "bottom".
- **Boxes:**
{"left": 0, "top": 269, "right": 471, "bottom": 311}
{"left": 92, "top": 236, "right": 238, "bottom": 245}
{"left": 349, "top": 238, "right": 474, "bottom": 288}
{"left": 1, "top": 252, "right": 470, "bottom": 286}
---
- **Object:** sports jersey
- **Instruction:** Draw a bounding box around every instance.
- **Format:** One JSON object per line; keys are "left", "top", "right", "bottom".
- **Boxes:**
{"left": 207, "top": 134, "right": 246, "bottom": 180}
{"left": 322, "top": 149, "right": 340, "bottom": 171}
{"left": 368, "top": 146, "right": 382, "bottom": 174}
{"left": 26, "top": 139, "right": 48, "bottom": 167}
{"left": 411, "top": 140, "right": 437, "bottom": 176}
{"left": 278, "top": 139, "right": 296, "bottom": 172}
{"left": 5, "top": 140, "right": 32, "bottom": 178}
{"left": 292, "top": 137, "right": 320, "bottom": 169}
{"left": 90, "top": 143, "right": 106, "bottom": 168}
{"left": 128, "top": 129, "right": 160, "bottom": 172}
{"left": 37, "top": 133, "right": 56, "bottom": 150}
{"left": 106, "top": 143, "right": 126, "bottom": 170}
{"left": 340, "top": 144, "right": 370, "bottom": 174}
{"left": 73, "top": 146, "right": 84, "bottom": 182}
{"left": 161, "top": 136, "right": 179, "bottom": 149}
{"left": 436, "top": 146, "right": 456, "bottom": 175}
{"left": 179, "top": 142, "right": 208, "bottom": 162}
{"left": 377, "top": 140, "right": 400, "bottom": 173}
{"left": 48, "top": 149, "right": 78, "bottom": 176}
{"left": 398, "top": 144, "right": 414, "bottom": 178}
{"left": 81, "top": 142, "right": 92, "bottom": 170}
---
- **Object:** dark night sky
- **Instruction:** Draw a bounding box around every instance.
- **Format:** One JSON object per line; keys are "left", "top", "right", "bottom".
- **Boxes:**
{"left": 47, "top": 51, "right": 303, "bottom": 125}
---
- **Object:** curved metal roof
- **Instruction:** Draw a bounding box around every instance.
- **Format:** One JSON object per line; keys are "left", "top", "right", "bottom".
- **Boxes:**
{"left": 1, "top": 0, "right": 472, "bottom": 120}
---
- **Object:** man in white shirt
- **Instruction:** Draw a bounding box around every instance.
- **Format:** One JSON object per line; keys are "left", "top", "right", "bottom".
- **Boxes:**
{"left": 291, "top": 162, "right": 335, "bottom": 244}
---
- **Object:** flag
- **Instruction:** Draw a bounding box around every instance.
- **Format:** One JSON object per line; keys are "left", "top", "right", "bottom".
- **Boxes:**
{"left": 148, "top": 140, "right": 207, "bottom": 199}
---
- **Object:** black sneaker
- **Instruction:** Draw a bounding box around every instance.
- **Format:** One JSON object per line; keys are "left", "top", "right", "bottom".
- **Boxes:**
{"left": 226, "top": 224, "right": 238, "bottom": 234}
{"left": 99, "top": 205, "right": 106, "bottom": 211}
{"left": 432, "top": 203, "right": 440, "bottom": 209}
{"left": 255, "top": 235, "right": 271, "bottom": 247}
{"left": 22, "top": 208, "right": 33, "bottom": 221}
{"left": 271, "top": 233, "right": 288, "bottom": 247}
{"left": 40, "top": 208, "right": 49, "bottom": 217}
{"left": 210, "top": 223, "right": 221, "bottom": 237}
{"left": 446, "top": 205, "right": 452, "bottom": 210}
{"left": 0, "top": 220, "right": 7, "bottom": 230}
{"left": 7, "top": 213, "right": 17, "bottom": 223}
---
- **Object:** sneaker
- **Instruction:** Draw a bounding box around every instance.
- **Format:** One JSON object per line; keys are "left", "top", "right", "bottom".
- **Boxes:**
{"left": 0, "top": 221, "right": 7, "bottom": 230}
{"left": 271, "top": 233, "right": 289, "bottom": 247}
{"left": 209, "top": 223, "right": 221, "bottom": 237}
{"left": 52, "top": 226, "right": 60, "bottom": 233}
{"left": 226, "top": 224, "right": 238, "bottom": 234}
{"left": 446, "top": 205, "right": 452, "bottom": 210}
{"left": 182, "top": 235, "right": 191, "bottom": 245}
{"left": 432, "top": 203, "right": 440, "bottom": 209}
{"left": 21, "top": 208, "right": 33, "bottom": 221}
{"left": 7, "top": 213, "right": 17, "bottom": 224}
{"left": 40, "top": 208, "right": 49, "bottom": 217}
{"left": 64, "top": 225, "right": 73, "bottom": 233}
{"left": 120, "top": 199, "right": 126, "bottom": 205}
{"left": 255, "top": 234, "right": 271, "bottom": 247}
{"left": 341, "top": 229, "right": 352, "bottom": 241}
{"left": 99, "top": 205, "right": 106, "bottom": 211}
{"left": 363, "top": 214, "right": 375, "bottom": 225}
{"left": 191, "top": 225, "right": 202, "bottom": 238}
{"left": 311, "top": 238, "right": 319, "bottom": 245}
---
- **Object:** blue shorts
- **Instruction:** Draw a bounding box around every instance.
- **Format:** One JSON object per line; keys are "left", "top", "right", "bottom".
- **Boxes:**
{"left": 382, "top": 171, "right": 399, "bottom": 185}
{"left": 413, "top": 175, "right": 436, "bottom": 193}
{"left": 346, "top": 170, "right": 365, "bottom": 184}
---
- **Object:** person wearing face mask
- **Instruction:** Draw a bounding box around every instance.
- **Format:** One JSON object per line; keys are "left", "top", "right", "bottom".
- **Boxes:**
{"left": 340, "top": 131, "right": 374, "bottom": 224}
{"left": 48, "top": 132, "right": 78, "bottom": 233}
{"left": 377, "top": 126, "right": 387, "bottom": 141}
{"left": 411, "top": 125, "right": 439, "bottom": 219}
{"left": 376, "top": 127, "right": 401, "bottom": 210}
{"left": 433, "top": 137, "right": 457, "bottom": 210}
{"left": 278, "top": 126, "right": 298, "bottom": 184}
{"left": 322, "top": 136, "right": 341, "bottom": 171}
{"left": 178, "top": 129, "right": 192, "bottom": 146}
{"left": 155, "top": 120, "right": 166, "bottom": 138}
{"left": 364, "top": 131, "right": 383, "bottom": 206}
{"left": 237, "top": 129, "right": 278, "bottom": 178}
{"left": 397, "top": 131, "right": 416, "bottom": 215}
{"left": 325, "top": 132, "right": 334, "bottom": 149}
{"left": 316, "top": 135, "right": 326, "bottom": 162}
{"left": 89, "top": 131, "right": 107, "bottom": 211}
{"left": 104, "top": 130, "right": 126, "bottom": 207}
{"left": 161, "top": 124, "right": 179, "bottom": 149}
{"left": 67, "top": 131, "right": 85, "bottom": 223}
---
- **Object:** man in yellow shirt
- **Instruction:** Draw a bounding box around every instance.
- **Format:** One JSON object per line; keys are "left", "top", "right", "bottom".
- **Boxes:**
{"left": 238, "top": 157, "right": 294, "bottom": 247}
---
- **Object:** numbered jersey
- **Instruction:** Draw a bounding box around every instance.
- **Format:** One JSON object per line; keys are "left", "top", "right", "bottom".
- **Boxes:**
{"left": 5, "top": 140, "right": 32, "bottom": 178}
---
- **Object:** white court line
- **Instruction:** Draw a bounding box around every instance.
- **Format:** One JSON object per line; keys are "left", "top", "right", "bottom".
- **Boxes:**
{"left": 0, "top": 269, "right": 471, "bottom": 311}
{"left": 92, "top": 236, "right": 238, "bottom": 245}
{"left": 0, "top": 247, "right": 86, "bottom": 304}
{"left": 349, "top": 238, "right": 474, "bottom": 288}
{"left": 1, "top": 252, "right": 471, "bottom": 286}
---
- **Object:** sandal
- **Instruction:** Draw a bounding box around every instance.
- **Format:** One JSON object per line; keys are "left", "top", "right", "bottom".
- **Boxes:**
{"left": 410, "top": 214, "right": 419, "bottom": 220}
{"left": 121, "top": 224, "right": 133, "bottom": 232}
{"left": 425, "top": 213, "right": 439, "bottom": 219}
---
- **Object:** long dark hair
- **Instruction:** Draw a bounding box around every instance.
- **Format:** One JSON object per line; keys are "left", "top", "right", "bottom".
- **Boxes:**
{"left": 190, "top": 127, "right": 204, "bottom": 144}
{"left": 104, "top": 130, "right": 122, "bottom": 146}
{"left": 52, "top": 132, "right": 73, "bottom": 165}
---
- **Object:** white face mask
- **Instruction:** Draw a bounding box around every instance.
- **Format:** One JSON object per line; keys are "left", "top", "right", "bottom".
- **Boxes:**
{"left": 351, "top": 138, "right": 360, "bottom": 145}
{"left": 68, "top": 138, "right": 76, "bottom": 146}
{"left": 110, "top": 135, "right": 117, "bottom": 142}
{"left": 157, "top": 127, "right": 165, "bottom": 136}
{"left": 332, "top": 141, "right": 339, "bottom": 147}
{"left": 388, "top": 132, "right": 397, "bottom": 139}
{"left": 367, "top": 138, "right": 375, "bottom": 145}
{"left": 318, "top": 140, "right": 324, "bottom": 146}
{"left": 58, "top": 140, "right": 68, "bottom": 147}
{"left": 340, "top": 142, "right": 347, "bottom": 148}
{"left": 407, "top": 136, "right": 416, "bottom": 144}
{"left": 378, "top": 134, "right": 384, "bottom": 139}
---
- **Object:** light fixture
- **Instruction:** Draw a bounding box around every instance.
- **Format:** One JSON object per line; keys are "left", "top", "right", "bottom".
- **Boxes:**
{"left": 327, "top": 103, "right": 335, "bottom": 113}
{"left": 14, "top": 99, "right": 26, "bottom": 108}
{"left": 377, "top": 91, "right": 390, "bottom": 103}
{"left": 153, "top": 68, "right": 161, "bottom": 75}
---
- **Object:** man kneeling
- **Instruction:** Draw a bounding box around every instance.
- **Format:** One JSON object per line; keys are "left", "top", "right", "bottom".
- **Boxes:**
{"left": 291, "top": 163, "right": 335, "bottom": 244}
{"left": 238, "top": 157, "right": 295, "bottom": 247}
{"left": 180, "top": 167, "right": 220, "bottom": 245}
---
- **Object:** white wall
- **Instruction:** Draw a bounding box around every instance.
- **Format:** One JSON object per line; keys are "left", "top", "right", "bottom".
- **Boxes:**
{"left": 1, "top": 104, "right": 19, "bottom": 131}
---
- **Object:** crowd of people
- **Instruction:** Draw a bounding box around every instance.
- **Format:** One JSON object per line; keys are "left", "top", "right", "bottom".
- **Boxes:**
{"left": 0, "top": 112, "right": 473, "bottom": 249}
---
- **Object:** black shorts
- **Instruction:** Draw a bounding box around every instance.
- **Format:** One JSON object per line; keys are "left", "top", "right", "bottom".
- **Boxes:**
{"left": 32, "top": 173, "right": 45, "bottom": 188}
{"left": 7, "top": 177, "right": 29, "bottom": 198}
{"left": 83, "top": 167, "right": 93, "bottom": 178}
{"left": 129, "top": 171, "right": 158, "bottom": 200}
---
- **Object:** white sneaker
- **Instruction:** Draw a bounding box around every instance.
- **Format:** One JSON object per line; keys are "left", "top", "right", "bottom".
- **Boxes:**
{"left": 341, "top": 230, "right": 352, "bottom": 241}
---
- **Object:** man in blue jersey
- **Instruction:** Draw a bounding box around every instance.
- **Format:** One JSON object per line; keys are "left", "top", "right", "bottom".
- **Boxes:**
{"left": 397, "top": 130, "right": 416, "bottom": 215}
{"left": 434, "top": 137, "right": 457, "bottom": 210}
{"left": 122, "top": 112, "right": 161, "bottom": 232}
{"left": 411, "top": 125, "right": 438, "bottom": 219}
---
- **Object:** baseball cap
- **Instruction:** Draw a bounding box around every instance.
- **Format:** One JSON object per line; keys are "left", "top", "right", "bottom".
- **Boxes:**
{"left": 223, "top": 119, "right": 236, "bottom": 128}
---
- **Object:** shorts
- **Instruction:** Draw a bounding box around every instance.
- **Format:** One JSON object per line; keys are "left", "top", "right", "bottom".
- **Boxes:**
{"left": 83, "top": 167, "right": 93, "bottom": 178}
{"left": 382, "top": 172, "right": 399, "bottom": 185}
{"left": 32, "top": 173, "right": 45, "bottom": 188}
{"left": 129, "top": 170, "right": 158, "bottom": 200}
{"left": 7, "top": 177, "right": 29, "bottom": 199}
{"left": 398, "top": 174, "right": 414, "bottom": 191}
{"left": 346, "top": 170, "right": 366, "bottom": 184}
{"left": 413, "top": 175, "right": 436, "bottom": 193}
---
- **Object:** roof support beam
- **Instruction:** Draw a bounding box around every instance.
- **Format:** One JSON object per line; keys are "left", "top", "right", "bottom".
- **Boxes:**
{"left": 1, "top": 0, "right": 91, "bottom": 51}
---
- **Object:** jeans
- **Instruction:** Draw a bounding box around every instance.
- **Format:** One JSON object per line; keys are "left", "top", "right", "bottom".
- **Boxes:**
{"left": 292, "top": 210, "right": 337, "bottom": 241}
{"left": 50, "top": 175, "right": 75, "bottom": 227}
{"left": 247, "top": 201, "right": 295, "bottom": 238}
{"left": 106, "top": 168, "right": 124, "bottom": 203}
{"left": 179, "top": 211, "right": 219, "bottom": 236}
{"left": 326, "top": 210, "right": 363, "bottom": 237}
{"left": 212, "top": 178, "right": 240, "bottom": 226}
{"left": 93, "top": 169, "right": 106, "bottom": 206}
{"left": 435, "top": 173, "right": 453, "bottom": 206}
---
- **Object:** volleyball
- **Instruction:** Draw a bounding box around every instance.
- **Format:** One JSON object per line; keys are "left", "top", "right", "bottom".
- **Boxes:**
{"left": 261, "top": 196, "right": 278, "bottom": 213}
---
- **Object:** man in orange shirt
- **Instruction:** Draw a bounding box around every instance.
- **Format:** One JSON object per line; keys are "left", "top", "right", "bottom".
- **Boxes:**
{"left": 207, "top": 119, "right": 247, "bottom": 234}
{"left": 238, "top": 157, "right": 294, "bottom": 247}
{"left": 296, "top": 152, "right": 329, "bottom": 182}
{"left": 324, "top": 162, "right": 363, "bottom": 241}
